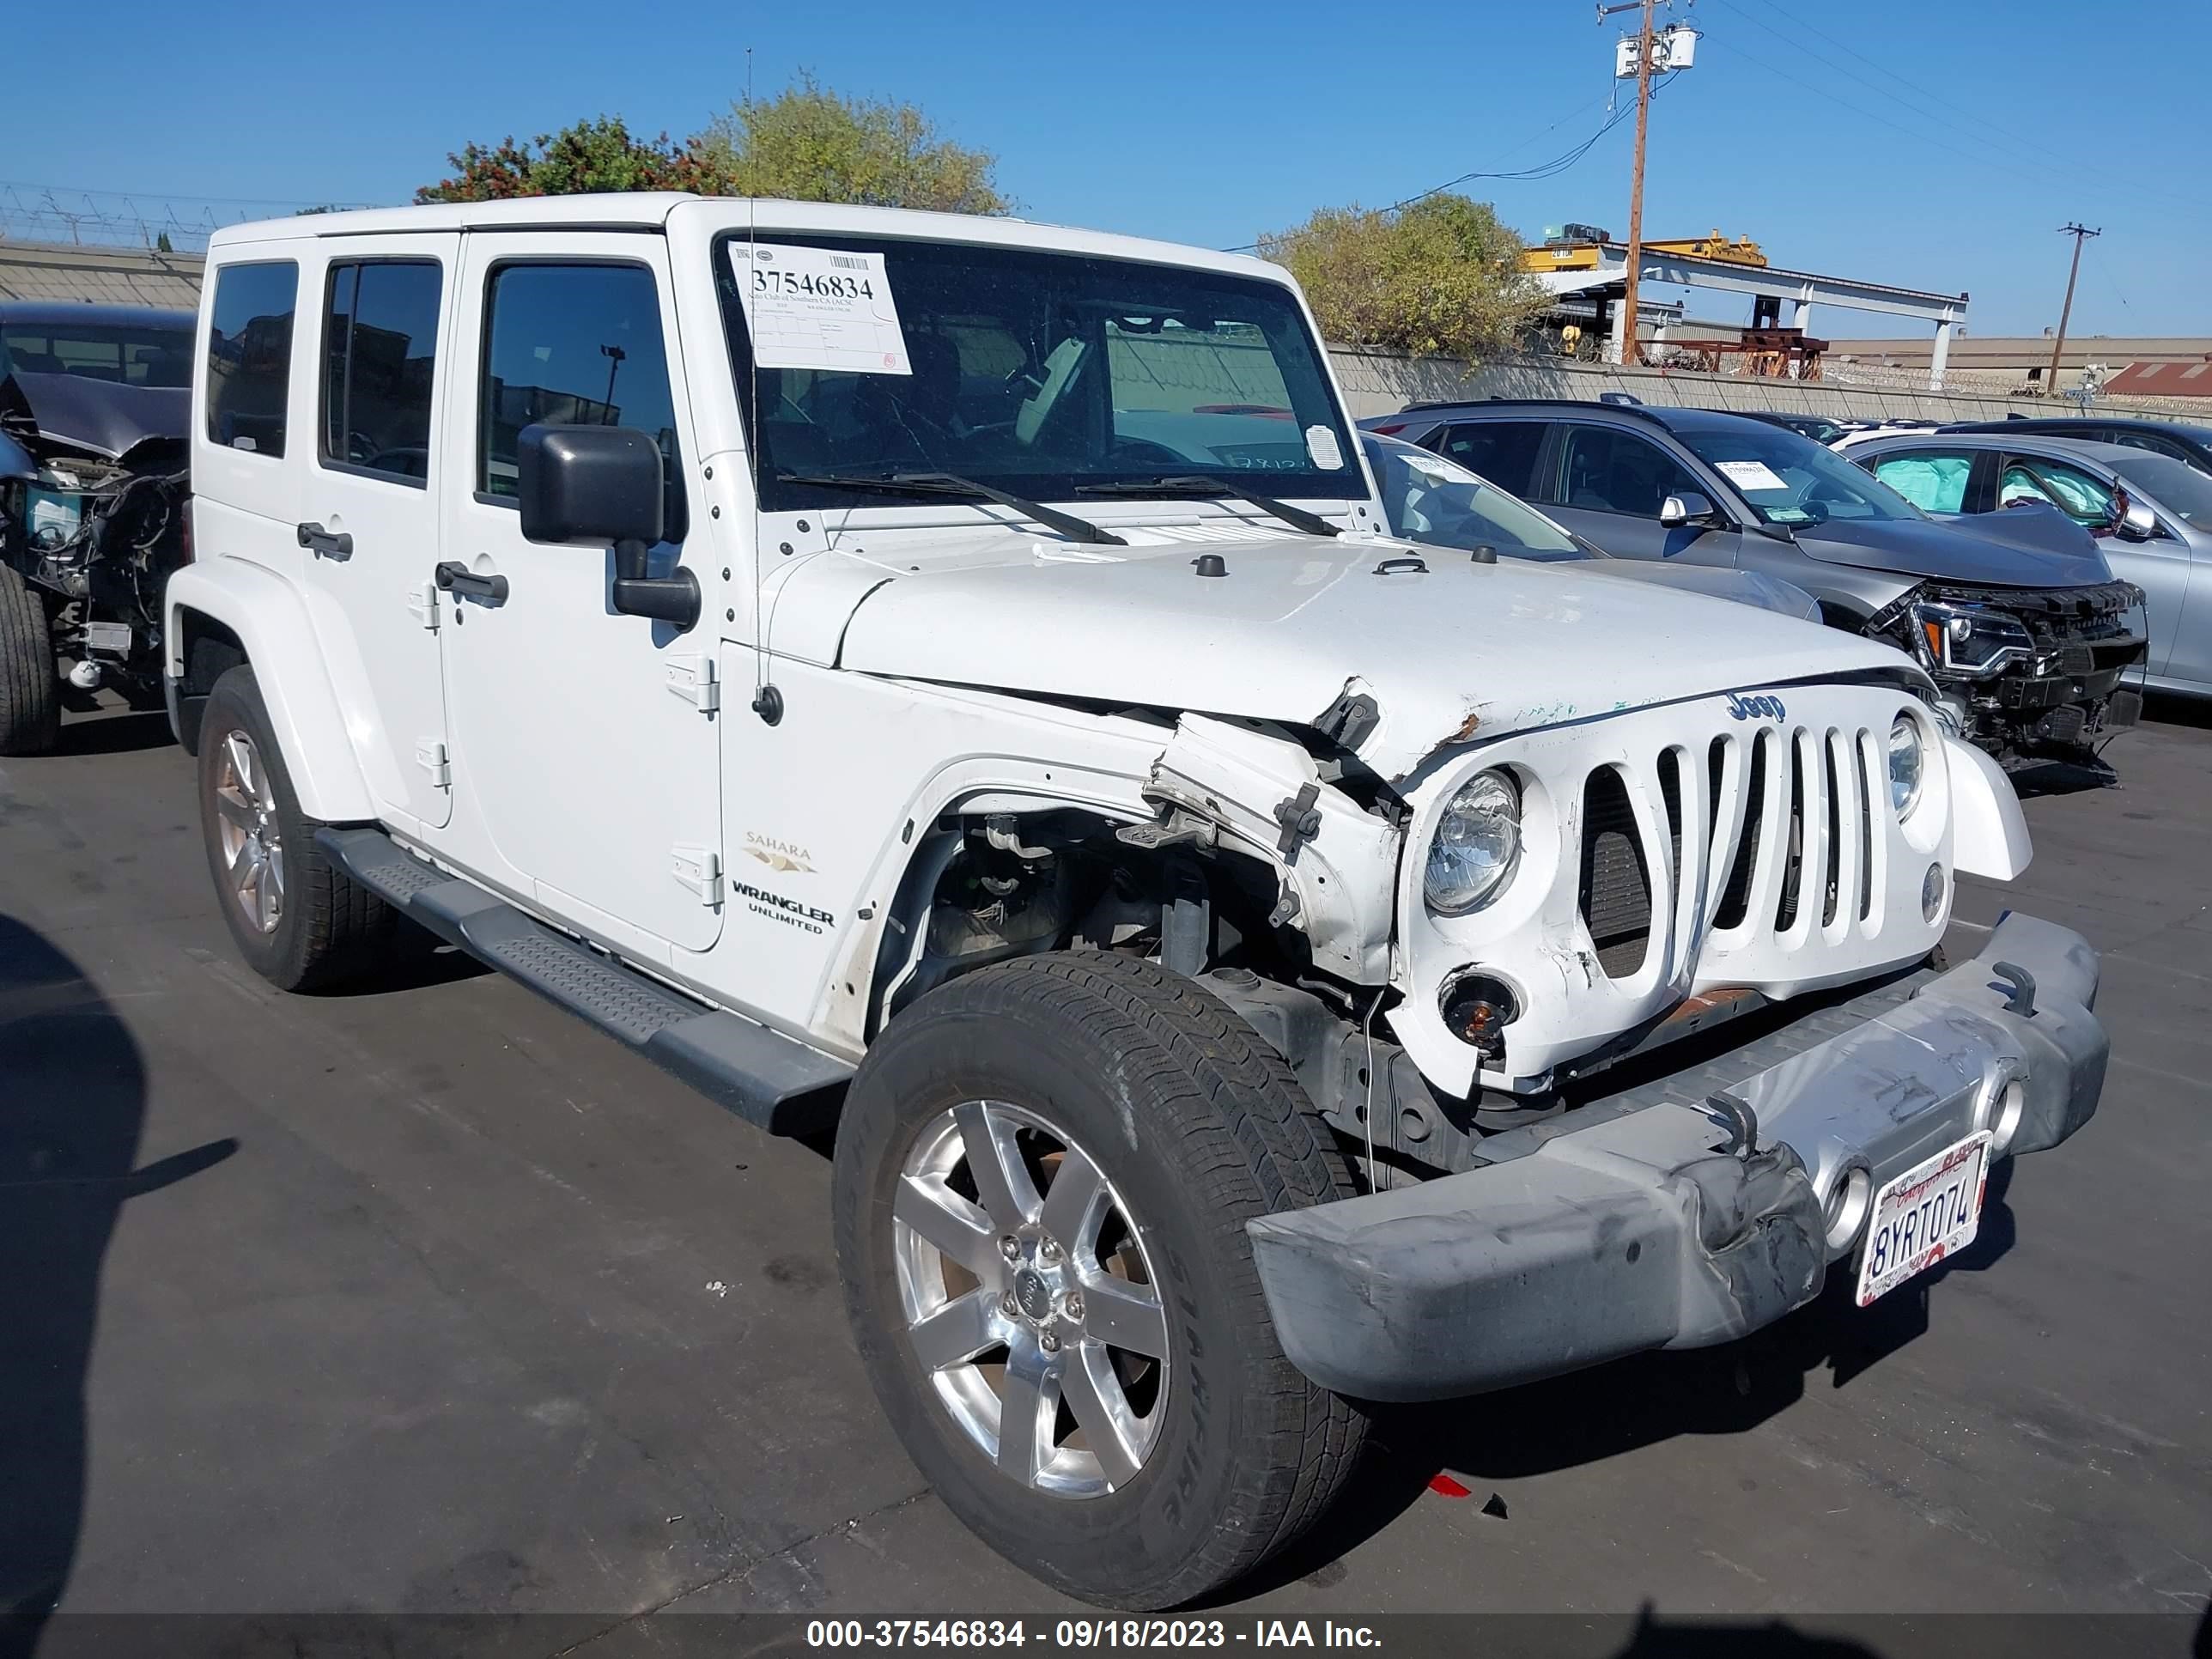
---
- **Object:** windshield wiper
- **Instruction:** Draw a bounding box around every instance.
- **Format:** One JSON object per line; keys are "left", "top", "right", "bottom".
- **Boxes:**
{"left": 775, "top": 471, "right": 1123, "bottom": 546}
{"left": 1077, "top": 475, "right": 1341, "bottom": 538}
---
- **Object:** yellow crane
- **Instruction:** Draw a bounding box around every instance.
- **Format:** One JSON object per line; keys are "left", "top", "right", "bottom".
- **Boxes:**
{"left": 1522, "top": 229, "right": 1767, "bottom": 272}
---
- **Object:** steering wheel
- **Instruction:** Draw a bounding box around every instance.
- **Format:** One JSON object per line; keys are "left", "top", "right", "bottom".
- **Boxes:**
{"left": 1107, "top": 438, "right": 1188, "bottom": 468}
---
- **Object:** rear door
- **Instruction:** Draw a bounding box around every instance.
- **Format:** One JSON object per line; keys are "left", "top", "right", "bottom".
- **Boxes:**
{"left": 298, "top": 239, "right": 458, "bottom": 830}
{"left": 1429, "top": 419, "right": 1549, "bottom": 496}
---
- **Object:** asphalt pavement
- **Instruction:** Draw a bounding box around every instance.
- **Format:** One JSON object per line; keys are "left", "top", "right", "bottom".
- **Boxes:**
{"left": 2, "top": 699, "right": 2208, "bottom": 1647}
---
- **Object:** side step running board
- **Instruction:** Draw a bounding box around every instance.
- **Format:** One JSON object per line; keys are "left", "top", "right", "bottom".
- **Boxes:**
{"left": 317, "top": 827, "right": 851, "bottom": 1135}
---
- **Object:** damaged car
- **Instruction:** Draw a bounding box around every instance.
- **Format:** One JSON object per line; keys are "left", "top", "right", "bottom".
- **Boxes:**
{"left": 0, "top": 300, "right": 194, "bottom": 753}
{"left": 1372, "top": 400, "right": 2148, "bottom": 764}
{"left": 169, "top": 198, "right": 2109, "bottom": 1609}
{"left": 1361, "top": 428, "right": 1821, "bottom": 620}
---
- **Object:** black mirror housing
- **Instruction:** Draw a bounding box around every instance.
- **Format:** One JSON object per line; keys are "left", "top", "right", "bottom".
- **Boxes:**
{"left": 517, "top": 424, "right": 665, "bottom": 548}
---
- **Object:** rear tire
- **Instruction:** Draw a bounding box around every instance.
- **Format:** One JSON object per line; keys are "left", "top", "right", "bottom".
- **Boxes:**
{"left": 0, "top": 562, "right": 60, "bottom": 757}
{"left": 196, "top": 665, "right": 415, "bottom": 991}
{"left": 833, "top": 950, "right": 1366, "bottom": 1608}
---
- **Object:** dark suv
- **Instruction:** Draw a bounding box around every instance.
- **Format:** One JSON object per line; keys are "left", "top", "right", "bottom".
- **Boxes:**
{"left": 1365, "top": 400, "right": 2148, "bottom": 761}
{"left": 1939, "top": 416, "right": 2212, "bottom": 478}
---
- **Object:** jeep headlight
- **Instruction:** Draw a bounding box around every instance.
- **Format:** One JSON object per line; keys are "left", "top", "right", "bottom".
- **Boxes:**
{"left": 1425, "top": 769, "right": 1521, "bottom": 915}
{"left": 1888, "top": 713, "right": 1925, "bottom": 818}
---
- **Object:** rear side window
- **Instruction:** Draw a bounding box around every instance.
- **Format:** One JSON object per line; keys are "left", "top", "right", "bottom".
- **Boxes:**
{"left": 477, "top": 262, "right": 685, "bottom": 538}
{"left": 205, "top": 261, "right": 298, "bottom": 458}
{"left": 322, "top": 260, "right": 443, "bottom": 483}
{"left": 1435, "top": 421, "right": 1547, "bottom": 495}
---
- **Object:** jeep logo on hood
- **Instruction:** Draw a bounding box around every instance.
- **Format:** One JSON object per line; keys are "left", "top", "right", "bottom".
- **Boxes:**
{"left": 1726, "top": 692, "right": 1786, "bottom": 722}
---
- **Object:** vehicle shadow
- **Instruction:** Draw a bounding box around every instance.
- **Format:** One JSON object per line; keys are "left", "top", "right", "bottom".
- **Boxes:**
{"left": 2144, "top": 691, "right": 2212, "bottom": 732}
{"left": 1599, "top": 1606, "right": 1881, "bottom": 1657}
{"left": 1242, "top": 1164, "right": 2021, "bottom": 1600}
{"left": 2008, "top": 757, "right": 2119, "bottom": 799}
{"left": 0, "top": 915, "right": 236, "bottom": 1656}
{"left": 318, "top": 939, "right": 492, "bottom": 998}
{"left": 49, "top": 709, "right": 178, "bottom": 758}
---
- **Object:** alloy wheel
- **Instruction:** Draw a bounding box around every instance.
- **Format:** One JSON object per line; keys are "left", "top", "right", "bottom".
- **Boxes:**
{"left": 892, "top": 1099, "right": 1170, "bottom": 1498}
{"left": 213, "top": 728, "right": 283, "bottom": 934}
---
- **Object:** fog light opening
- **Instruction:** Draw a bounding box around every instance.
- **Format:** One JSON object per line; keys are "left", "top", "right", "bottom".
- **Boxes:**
{"left": 1440, "top": 971, "right": 1519, "bottom": 1059}
{"left": 1921, "top": 861, "right": 1947, "bottom": 921}
{"left": 1823, "top": 1165, "right": 1873, "bottom": 1255}
{"left": 1984, "top": 1079, "right": 2027, "bottom": 1155}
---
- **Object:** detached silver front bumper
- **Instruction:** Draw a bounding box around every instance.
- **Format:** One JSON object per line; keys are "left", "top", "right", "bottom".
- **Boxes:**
{"left": 1247, "top": 913, "right": 2106, "bottom": 1402}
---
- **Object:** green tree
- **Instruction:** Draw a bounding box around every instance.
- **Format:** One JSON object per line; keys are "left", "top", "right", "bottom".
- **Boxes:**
{"left": 155, "top": 230, "right": 173, "bottom": 253}
{"left": 1258, "top": 195, "right": 1545, "bottom": 360}
{"left": 696, "top": 75, "right": 1009, "bottom": 215}
{"left": 414, "top": 116, "right": 726, "bottom": 204}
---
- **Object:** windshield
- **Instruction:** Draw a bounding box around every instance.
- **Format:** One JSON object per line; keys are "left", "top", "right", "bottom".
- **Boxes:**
{"left": 2108, "top": 453, "right": 2212, "bottom": 526}
{"left": 0, "top": 319, "right": 194, "bottom": 387}
{"left": 715, "top": 234, "right": 1362, "bottom": 514}
{"left": 1680, "top": 422, "right": 1923, "bottom": 526}
{"left": 1361, "top": 434, "right": 1589, "bottom": 561}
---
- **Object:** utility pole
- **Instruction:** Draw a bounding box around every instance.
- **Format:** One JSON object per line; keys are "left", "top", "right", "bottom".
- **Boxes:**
{"left": 1601, "top": 0, "right": 1660, "bottom": 366}
{"left": 2047, "top": 223, "right": 2100, "bottom": 398}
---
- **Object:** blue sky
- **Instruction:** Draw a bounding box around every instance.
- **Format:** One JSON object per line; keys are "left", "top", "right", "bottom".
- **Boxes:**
{"left": 7, "top": 0, "right": 2205, "bottom": 338}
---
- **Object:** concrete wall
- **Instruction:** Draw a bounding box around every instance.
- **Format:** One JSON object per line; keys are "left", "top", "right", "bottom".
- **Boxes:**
{"left": 0, "top": 240, "right": 205, "bottom": 309}
{"left": 1326, "top": 347, "right": 2203, "bottom": 426}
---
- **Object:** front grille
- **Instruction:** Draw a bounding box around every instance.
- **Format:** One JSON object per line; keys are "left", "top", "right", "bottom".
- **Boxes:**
{"left": 1577, "top": 720, "right": 1889, "bottom": 982}
{"left": 1579, "top": 769, "right": 1652, "bottom": 976}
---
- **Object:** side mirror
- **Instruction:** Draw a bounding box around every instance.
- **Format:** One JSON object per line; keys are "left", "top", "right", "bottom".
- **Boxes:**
{"left": 2118, "top": 500, "right": 2159, "bottom": 542}
{"left": 518, "top": 424, "right": 665, "bottom": 546}
{"left": 1659, "top": 491, "right": 1718, "bottom": 529}
{"left": 517, "top": 424, "right": 698, "bottom": 629}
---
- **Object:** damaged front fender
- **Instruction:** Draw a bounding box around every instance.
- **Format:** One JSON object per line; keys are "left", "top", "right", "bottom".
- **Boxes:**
{"left": 1143, "top": 714, "right": 1401, "bottom": 982}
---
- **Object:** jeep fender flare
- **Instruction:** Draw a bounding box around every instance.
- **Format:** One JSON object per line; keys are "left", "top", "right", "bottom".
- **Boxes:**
{"left": 167, "top": 560, "right": 374, "bottom": 823}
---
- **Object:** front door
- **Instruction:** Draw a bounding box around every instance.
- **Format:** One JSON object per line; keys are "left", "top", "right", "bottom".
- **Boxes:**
{"left": 299, "top": 236, "right": 458, "bottom": 830}
{"left": 1536, "top": 423, "right": 1743, "bottom": 568}
{"left": 435, "top": 233, "right": 723, "bottom": 957}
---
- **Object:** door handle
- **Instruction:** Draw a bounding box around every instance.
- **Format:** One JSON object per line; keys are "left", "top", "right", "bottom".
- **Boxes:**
{"left": 435, "top": 561, "right": 510, "bottom": 606}
{"left": 296, "top": 521, "right": 353, "bottom": 560}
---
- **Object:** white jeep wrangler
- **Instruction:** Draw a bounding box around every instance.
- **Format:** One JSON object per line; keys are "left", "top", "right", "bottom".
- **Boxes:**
{"left": 168, "top": 195, "right": 2109, "bottom": 1609}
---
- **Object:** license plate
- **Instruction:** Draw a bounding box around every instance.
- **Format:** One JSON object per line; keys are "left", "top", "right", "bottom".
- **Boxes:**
{"left": 84, "top": 620, "right": 132, "bottom": 656}
{"left": 1855, "top": 1132, "right": 1992, "bottom": 1306}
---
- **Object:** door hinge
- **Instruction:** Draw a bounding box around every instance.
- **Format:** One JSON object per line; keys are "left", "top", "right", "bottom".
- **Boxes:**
{"left": 665, "top": 655, "right": 720, "bottom": 714}
{"left": 406, "top": 583, "right": 441, "bottom": 632}
{"left": 671, "top": 844, "right": 724, "bottom": 906}
{"left": 415, "top": 739, "right": 452, "bottom": 790}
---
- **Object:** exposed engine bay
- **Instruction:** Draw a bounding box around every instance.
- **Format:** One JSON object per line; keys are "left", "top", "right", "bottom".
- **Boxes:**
{"left": 1864, "top": 576, "right": 2148, "bottom": 763}
{"left": 2, "top": 374, "right": 191, "bottom": 702}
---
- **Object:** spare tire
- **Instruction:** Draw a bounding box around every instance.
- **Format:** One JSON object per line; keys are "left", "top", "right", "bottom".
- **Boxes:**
{"left": 0, "top": 562, "right": 59, "bottom": 757}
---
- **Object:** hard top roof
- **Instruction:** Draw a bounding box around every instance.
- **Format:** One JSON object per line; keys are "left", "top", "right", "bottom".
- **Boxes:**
{"left": 204, "top": 194, "right": 1288, "bottom": 284}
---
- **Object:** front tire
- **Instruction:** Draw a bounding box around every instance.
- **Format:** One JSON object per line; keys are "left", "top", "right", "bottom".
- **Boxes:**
{"left": 833, "top": 951, "right": 1365, "bottom": 1608}
{"left": 196, "top": 665, "right": 414, "bottom": 991}
{"left": 0, "top": 562, "right": 59, "bottom": 757}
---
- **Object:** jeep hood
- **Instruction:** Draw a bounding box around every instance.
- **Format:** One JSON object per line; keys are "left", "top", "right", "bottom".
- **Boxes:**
{"left": 796, "top": 531, "right": 1911, "bottom": 781}
{"left": 1787, "top": 514, "right": 2112, "bottom": 588}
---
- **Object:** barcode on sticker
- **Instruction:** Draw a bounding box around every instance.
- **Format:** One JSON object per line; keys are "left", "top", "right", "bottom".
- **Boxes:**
{"left": 829, "top": 255, "right": 868, "bottom": 270}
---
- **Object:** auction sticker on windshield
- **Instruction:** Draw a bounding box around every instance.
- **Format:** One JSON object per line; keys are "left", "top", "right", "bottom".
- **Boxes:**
{"left": 733, "top": 243, "right": 911, "bottom": 375}
{"left": 1856, "top": 1131, "right": 1992, "bottom": 1306}
{"left": 1715, "top": 459, "right": 1790, "bottom": 494}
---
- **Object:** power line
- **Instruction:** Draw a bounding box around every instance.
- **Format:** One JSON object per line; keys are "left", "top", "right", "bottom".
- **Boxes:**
{"left": 1224, "top": 78, "right": 1643, "bottom": 252}
{"left": 1705, "top": 0, "right": 2185, "bottom": 221}
{"left": 1745, "top": 0, "right": 2202, "bottom": 198}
